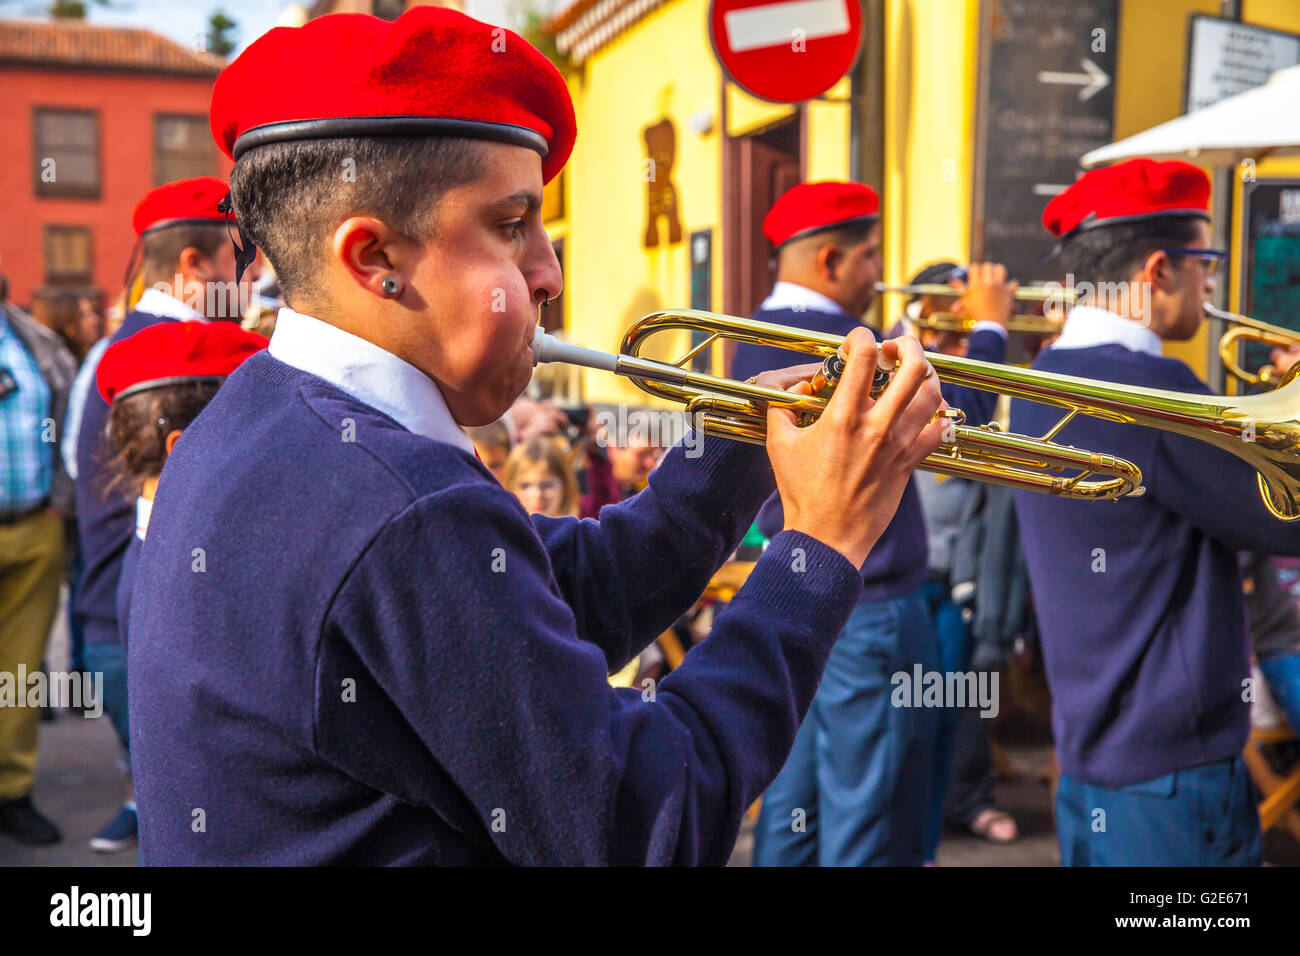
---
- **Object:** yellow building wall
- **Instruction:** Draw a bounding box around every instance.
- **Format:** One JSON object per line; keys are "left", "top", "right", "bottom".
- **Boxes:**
{"left": 880, "top": 0, "right": 980, "bottom": 328}
{"left": 555, "top": 0, "right": 724, "bottom": 406}
{"left": 807, "top": 77, "right": 854, "bottom": 181}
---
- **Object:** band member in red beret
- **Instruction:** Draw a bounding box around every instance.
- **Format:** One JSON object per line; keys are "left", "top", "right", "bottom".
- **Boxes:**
{"left": 1011, "top": 157, "right": 1300, "bottom": 865}
{"left": 734, "top": 182, "right": 1014, "bottom": 865}
{"left": 68, "top": 176, "right": 262, "bottom": 853}
{"left": 126, "top": 6, "right": 947, "bottom": 865}
{"left": 75, "top": 321, "right": 266, "bottom": 854}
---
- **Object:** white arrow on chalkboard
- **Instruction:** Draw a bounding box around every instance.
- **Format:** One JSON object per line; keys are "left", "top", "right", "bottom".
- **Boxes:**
{"left": 1037, "top": 59, "right": 1111, "bottom": 101}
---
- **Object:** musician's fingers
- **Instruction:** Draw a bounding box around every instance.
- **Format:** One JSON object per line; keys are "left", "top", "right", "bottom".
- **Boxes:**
{"left": 869, "top": 335, "right": 940, "bottom": 426}
{"left": 903, "top": 414, "right": 952, "bottom": 470}
{"left": 765, "top": 380, "right": 815, "bottom": 444}
{"left": 820, "top": 326, "right": 879, "bottom": 423}
{"left": 753, "top": 362, "right": 823, "bottom": 393}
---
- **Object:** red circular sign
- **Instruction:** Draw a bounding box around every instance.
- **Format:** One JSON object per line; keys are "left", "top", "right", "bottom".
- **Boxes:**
{"left": 709, "top": 0, "right": 863, "bottom": 103}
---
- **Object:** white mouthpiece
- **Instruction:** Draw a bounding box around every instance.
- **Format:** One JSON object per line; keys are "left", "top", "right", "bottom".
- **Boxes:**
{"left": 532, "top": 326, "right": 620, "bottom": 372}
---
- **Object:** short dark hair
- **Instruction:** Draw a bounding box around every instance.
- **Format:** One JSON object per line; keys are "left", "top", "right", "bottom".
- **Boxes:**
{"left": 777, "top": 218, "right": 878, "bottom": 266}
{"left": 228, "top": 136, "right": 488, "bottom": 304}
{"left": 105, "top": 380, "right": 223, "bottom": 499}
{"left": 141, "top": 223, "right": 230, "bottom": 286}
{"left": 1058, "top": 215, "right": 1207, "bottom": 285}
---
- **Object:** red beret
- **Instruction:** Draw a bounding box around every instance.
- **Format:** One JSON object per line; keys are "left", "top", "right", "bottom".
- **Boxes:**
{"left": 132, "top": 177, "right": 231, "bottom": 237}
{"left": 210, "top": 7, "right": 576, "bottom": 185}
{"left": 97, "top": 321, "right": 266, "bottom": 405}
{"left": 763, "top": 182, "right": 880, "bottom": 247}
{"left": 1042, "top": 158, "right": 1211, "bottom": 238}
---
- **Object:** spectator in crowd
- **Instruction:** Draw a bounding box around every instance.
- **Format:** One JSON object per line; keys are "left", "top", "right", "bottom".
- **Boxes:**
{"left": 503, "top": 437, "right": 581, "bottom": 518}
{"left": 607, "top": 434, "right": 661, "bottom": 498}
{"left": 0, "top": 274, "right": 76, "bottom": 846}
{"left": 1242, "top": 553, "right": 1300, "bottom": 736}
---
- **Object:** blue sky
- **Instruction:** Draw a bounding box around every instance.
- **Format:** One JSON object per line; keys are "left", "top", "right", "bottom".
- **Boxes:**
{"left": 5, "top": 0, "right": 563, "bottom": 53}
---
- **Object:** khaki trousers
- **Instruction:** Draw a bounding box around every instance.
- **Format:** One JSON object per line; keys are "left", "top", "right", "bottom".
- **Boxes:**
{"left": 0, "top": 507, "right": 64, "bottom": 799}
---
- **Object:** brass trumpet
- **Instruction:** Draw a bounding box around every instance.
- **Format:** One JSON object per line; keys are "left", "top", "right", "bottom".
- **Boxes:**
{"left": 532, "top": 311, "right": 1300, "bottom": 520}
{"left": 907, "top": 311, "right": 1065, "bottom": 337}
{"left": 874, "top": 282, "right": 1077, "bottom": 305}
{"left": 1207, "top": 303, "right": 1300, "bottom": 388}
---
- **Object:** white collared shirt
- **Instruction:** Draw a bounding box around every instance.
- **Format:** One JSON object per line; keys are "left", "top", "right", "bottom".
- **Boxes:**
{"left": 1050, "top": 304, "right": 1162, "bottom": 358}
{"left": 759, "top": 281, "right": 853, "bottom": 316}
{"left": 135, "top": 287, "right": 207, "bottom": 321}
{"left": 267, "top": 307, "right": 475, "bottom": 454}
{"left": 136, "top": 496, "right": 153, "bottom": 541}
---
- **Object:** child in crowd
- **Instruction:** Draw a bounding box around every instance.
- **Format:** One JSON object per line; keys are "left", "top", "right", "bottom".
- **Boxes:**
{"left": 503, "top": 437, "right": 580, "bottom": 518}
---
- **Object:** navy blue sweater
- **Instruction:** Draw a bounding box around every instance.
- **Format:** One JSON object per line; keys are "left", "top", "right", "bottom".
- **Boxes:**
{"left": 127, "top": 352, "right": 864, "bottom": 865}
{"left": 1011, "top": 345, "right": 1300, "bottom": 788}
{"left": 734, "top": 306, "right": 1005, "bottom": 600}
{"left": 74, "top": 309, "right": 177, "bottom": 644}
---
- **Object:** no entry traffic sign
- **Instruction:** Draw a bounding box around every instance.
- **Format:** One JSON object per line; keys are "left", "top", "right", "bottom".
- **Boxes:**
{"left": 709, "top": 0, "right": 863, "bottom": 103}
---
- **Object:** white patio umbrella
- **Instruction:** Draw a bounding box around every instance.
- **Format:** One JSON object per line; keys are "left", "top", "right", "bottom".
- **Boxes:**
{"left": 1081, "top": 64, "right": 1300, "bottom": 168}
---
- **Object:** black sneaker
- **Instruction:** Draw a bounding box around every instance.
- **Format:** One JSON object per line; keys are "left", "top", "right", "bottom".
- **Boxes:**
{"left": 89, "top": 803, "right": 138, "bottom": 853}
{"left": 0, "top": 795, "right": 62, "bottom": 845}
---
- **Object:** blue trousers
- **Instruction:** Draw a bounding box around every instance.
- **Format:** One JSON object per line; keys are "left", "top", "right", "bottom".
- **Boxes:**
{"left": 83, "top": 634, "right": 128, "bottom": 752}
{"left": 1056, "top": 756, "right": 1260, "bottom": 866}
{"left": 921, "top": 577, "right": 970, "bottom": 862}
{"left": 753, "top": 590, "right": 938, "bottom": 866}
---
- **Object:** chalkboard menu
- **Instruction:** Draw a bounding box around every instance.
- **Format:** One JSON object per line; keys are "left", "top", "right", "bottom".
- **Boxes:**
{"left": 1239, "top": 179, "right": 1300, "bottom": 373}
{"left": 971, "top": 0, "right": 1120, "bottom": 283}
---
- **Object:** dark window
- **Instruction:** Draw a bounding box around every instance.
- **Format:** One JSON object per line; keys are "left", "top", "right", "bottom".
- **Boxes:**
{"left": 43, "top": 225, "right": 94, "bottom": 286}
{"left": 154, "top": 114, "right": 216, "bottom": 185}
{"left": 33, "top": 108, "right": 100, "bottom": 199}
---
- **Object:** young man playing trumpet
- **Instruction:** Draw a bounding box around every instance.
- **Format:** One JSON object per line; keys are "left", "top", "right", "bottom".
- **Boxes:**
{"left": 1011, "top": 157, "right": 1300, "bottom": 866}
{"left": 125, "top": 7, "right": 948, "bottom": 866}
{"left": 734, "top": 183, "right": 1015, "bottom": 866}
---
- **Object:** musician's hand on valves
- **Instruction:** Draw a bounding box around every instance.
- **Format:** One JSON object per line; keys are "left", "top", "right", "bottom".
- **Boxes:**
{"left": 766, "top": 327, "right": 947, "bottom": 569}
{"left": 952, "top": 261, "right": 1017, "bottom": 328}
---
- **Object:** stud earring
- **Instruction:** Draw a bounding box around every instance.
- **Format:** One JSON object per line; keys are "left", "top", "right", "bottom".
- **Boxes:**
{"left": 382, "top": 276, "right": 401, "bottom": 296}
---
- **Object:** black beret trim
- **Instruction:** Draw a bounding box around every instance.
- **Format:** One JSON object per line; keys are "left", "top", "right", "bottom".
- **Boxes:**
{"left": 1061, "top": 207, "right": 1210, "bottom": 238}
{"left": 232, "top": 116, "right": 550, "bottom": 161}
{"left": 775, "top": 214, "right": 879, "bottom": 248}
{"left": 113, "top": 375, "right": 227, "bottom": 404}
{"left": 140, "top": 217, "right": 229, "bottom": 237}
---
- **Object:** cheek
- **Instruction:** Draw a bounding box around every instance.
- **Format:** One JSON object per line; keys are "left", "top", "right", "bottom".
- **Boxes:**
{"left": 427, "top": 267, "right": 532, "bottom": 374}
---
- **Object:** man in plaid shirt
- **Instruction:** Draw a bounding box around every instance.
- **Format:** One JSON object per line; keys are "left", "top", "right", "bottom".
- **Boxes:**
{"left": 0, "top": 276, "right": 75, "bottom": 846}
